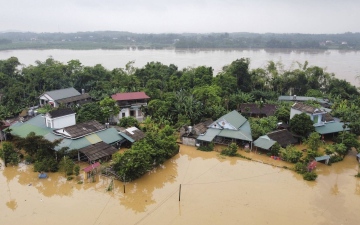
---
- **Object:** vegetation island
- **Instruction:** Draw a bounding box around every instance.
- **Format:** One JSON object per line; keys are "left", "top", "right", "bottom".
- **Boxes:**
{"left": 1, "top": 56, "right": 360, "bottom": 183}
{"left": 1, "top": 31, "right": 360, "bottom": 50}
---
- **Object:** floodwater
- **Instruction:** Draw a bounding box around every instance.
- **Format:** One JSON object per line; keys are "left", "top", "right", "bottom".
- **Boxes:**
{"left": 0, "top": 48, "right": 360, "bottom": 85}
{"left": 1, "top": 145, "right": 360, "bottom": 225}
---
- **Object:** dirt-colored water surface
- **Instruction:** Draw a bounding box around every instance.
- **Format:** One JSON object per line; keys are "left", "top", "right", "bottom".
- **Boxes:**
{"left": 1, "top": 145, "right": 360, "bottom": 225}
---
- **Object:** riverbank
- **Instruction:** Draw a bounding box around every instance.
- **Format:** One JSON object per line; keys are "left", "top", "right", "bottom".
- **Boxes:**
{"left": 1, "top": 144, "right": 360, "bottom": 225}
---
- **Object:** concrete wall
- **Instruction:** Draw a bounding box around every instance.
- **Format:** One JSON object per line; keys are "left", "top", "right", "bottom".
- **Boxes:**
{"left": 45, "top": 114, "right": 76, "bottom": 128}
{"left": 182, "top": 137, "right": 197, "bottom": 146}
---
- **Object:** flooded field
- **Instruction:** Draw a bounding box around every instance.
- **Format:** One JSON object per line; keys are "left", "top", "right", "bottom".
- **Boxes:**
{"left": 1, "top": 145, "right": 360, "bottom": 225}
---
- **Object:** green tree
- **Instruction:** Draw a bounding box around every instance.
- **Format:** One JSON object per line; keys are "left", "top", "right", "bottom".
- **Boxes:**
{"left": 76, "top": 102, "right": 104, "bottom": 123}
{"left": 290, "top": 113, "right": 315, "bottom": 137}
{"left": 304, "top": 132, "right": 322, "bottom": 151}
{"left": 99, "top": 97, "right": 119, "bottom": 123}
{"left": 0, "top": 142, "right": 19, "bottom": 166}
{"left": 59, "top": 156, "right": 75, "bottom": 176}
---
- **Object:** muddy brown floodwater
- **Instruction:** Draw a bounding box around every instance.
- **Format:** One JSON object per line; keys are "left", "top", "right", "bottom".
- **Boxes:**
{"left": 1, "top": 145, "right": 360, "bottom": 225}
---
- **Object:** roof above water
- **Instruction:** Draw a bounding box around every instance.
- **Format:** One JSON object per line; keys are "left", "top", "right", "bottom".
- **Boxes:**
{"left": 315, "top": 122, "right": 350, "bottom": 134}
{"left": 216, "top": 110, "right": 247, "bottom": 129}
{"left": 254, "top": 135, "right": 276, "bottom": 150}
{"left": 291, "top": 102, "right": 326, "bottom": 114}
{"left": 79, "top": 141, "right": 118, "bottom": 162}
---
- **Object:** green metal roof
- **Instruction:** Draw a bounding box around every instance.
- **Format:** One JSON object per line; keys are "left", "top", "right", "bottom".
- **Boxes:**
{"left": 85, "top": 133, "right": 102, "bottom": 144}
{"left": 218, "top": 129, "right": 252, "bottom": 142}
{"left": 254, "top": 135, "right": 276, "bottom": 150}
{"left": 11, "top": 123, "right": 53, "bottom": 138}
{"left": 96, "top": 128, "right": 124, "bottom": 144}
{"left": 218, "top": 110, "right": 247, "bottom": 129}
{"left": 315, "top": 155, "right": 330, "bottom": 161}
{"left": 119, "top": 132, "right": 135, "bottom": 143}
{"left": 315, "top": 122, "right": 350, "bottom": 134}
{"left": 197, "top": 128, "right": 221, "bottom": 142}
{"left": 44, "top": 87, "right": 81, "bottom": 101}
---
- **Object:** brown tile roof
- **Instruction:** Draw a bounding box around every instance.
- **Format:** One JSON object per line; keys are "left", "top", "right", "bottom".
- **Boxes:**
{"left": 194, "top": 119, "right": 213, "bottom": 134}
{"left": 267, "top": 129, "right": 297, "bottom": 147}
{"left": 60, "top": 120, "right": 106, "bottom": 139}
{"left": 239, "top": 103, "right": 277, "bottom": 117}
{"left": 79, "top": 142, "right": 118, "bottom": 162}
{"left": 291, "top": 102, "right": 325, "bottom": 114}
{"left": 111, "top": 92, "right": 150, "bottom": 101}
{"left": 324, "top": 113, "right": 334, "bottom": 122}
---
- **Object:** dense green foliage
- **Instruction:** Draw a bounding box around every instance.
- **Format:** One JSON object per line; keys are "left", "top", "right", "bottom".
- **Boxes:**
{"left": 2, "top": 31, "right": 360, "bottom": 50}
{"left": 303, "top": 171, "right": 318, "bottom": 181}
{"left": 279, "top": 145, "right": 303, "bottom": 163}
{"left": 249, "top": 116, "right": 278, "bottom": 140}
{"left": 304, "top": 132, "right": 322, "bottom": 151}
{"left": 197, "top": 142, "right": 214, "bottom": 152}
{"left": 0, "top": 142, "right": 19, "bottom": 166}
{"left": 118, "top": 117, "right": 140, "bottom": 128}
{"left": 112, "top": 121, "right": 178, "bottom": 181}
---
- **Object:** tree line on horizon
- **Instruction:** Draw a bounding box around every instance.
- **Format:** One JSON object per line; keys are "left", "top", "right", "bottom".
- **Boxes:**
{"left": 1, "top": 31, "right": 360, "bottom": 50}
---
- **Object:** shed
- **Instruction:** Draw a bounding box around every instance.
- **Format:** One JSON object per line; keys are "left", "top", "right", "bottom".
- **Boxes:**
{"left": 83, "top": 162, "right": 101, "bottom": 179}
{"left": 267, "top": 129, "right": 297, "bottom": 147}
{"left": 315, "top": 155, "right": 330, "bottom": 165}
{"left": 253, "top": 135, "right": 276, "bottom": 150}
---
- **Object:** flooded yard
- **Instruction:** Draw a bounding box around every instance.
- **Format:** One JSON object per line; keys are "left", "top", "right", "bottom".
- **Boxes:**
{"left": 1, "top": 145, "right": 360, "bottom": 225}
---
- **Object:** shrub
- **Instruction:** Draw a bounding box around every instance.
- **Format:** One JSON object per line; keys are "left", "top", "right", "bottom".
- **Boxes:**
{"left": 34, "top": 158, "right": 58, "bottom": 172}
{"left": 221, "top": 143, "right": 238, "bottom": 157}
{"left": 294, "top": 162, "right": 307, "bottom": 174}
{"left": 197, "top": 142, "right": 214, "bottom": 152}
{"left": 67, "top": 176, "right": 74, "bottom": 181}
{"left": 279, "top": 145, "right": 303, "bottom": 163}
{"left": 303, "top": 171, "right": 318, "bottom": 181}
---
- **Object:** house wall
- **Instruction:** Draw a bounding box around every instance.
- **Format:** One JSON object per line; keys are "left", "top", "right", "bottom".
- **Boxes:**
{"left": 182, "top": 137, "right": 197, "bottom": 146}
{"left": 114, "top": 107, "right": 145, "bottom": 123}
{"left": 45, "top": 114, "right": 76, "bottom": 128}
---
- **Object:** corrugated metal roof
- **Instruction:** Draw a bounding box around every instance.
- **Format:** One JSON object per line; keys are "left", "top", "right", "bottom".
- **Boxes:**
{"left": 356, "top": 153, "right": 360, "bottom": 158}
{"left": 11, "top": 123, "right": 53, "bottom": 138}
{"left": 119, "top": 132, "right": 135, "bottom": 143}
{"left": 218, "top": 110, "right": 247, "bottom": 129}
{"left": 96, "top": 128, "right": 124, "bottom": 144}
{"left": 83, "top": 162, "right": 101, "bottom": 172}
{"left": 43, "top": 88, "right": 81, "bottom": 101}
{"left": 197, "top": 128, "right": 221, "bottom": 142}
{"left": 254, "top": 135, "right": 276, "bottom": 150}
{"left": 315, "top": 122, "right": 350, "bottom": 134}
{"left": 218, "top": 129, "right": 253, "bottom": 142}
{"left": 85, "top": 133, "right": 102, "bottom": 144}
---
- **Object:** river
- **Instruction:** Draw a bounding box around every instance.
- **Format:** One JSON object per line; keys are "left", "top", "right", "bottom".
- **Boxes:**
{"left": 0, "top": 48, "right": 360, "bottom": 85}
{"left": 1, "top": 144, "right": 360, "bottom": 225}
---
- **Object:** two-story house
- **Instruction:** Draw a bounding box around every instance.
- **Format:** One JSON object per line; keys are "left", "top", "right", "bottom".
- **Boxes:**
{"left": 111, "top": 92, "right": 150, "bottom": 122}
{"left": 290, "top": 102, "right": 327, "bottom": 127}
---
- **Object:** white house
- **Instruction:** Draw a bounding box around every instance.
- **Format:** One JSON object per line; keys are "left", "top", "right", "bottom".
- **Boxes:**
{"left": 39, "top": 87, "right": 91, "bottom": 108}
{"left": 290, "top": 102, "right": 327, "bottom": 127}
{"left": 111, "top": 92, "right": 150, "bottom": 122}
{"left": 45, "top": 108, "right": 76, "bottom": 129}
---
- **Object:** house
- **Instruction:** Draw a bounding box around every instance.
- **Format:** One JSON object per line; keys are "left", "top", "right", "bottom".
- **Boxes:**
{"left": 239, "top": 103, "right": 277, "bottom": 117}
{"left": 39, "top": 87, "right": 91, "bottom": 108}
{"left": 278, "top": 95, "right": 332, "bottom": 108}
{"left": 290, "top": 102, "right": 327, "bottom": 127}
{"left": 8, "top": 114, "right": 125, "bottom": 163}
{"left": 254, "top": 129, "right": 298, "bottom": 151}
{"left": 196, "top": 110, "right": 252, "bottom": 147}
{"left": 290, "top": 102, "right": 349, "bottom": 136}
{"left": 111, "top": 92, "right": 150, "bottom": 122}
{"left": 180, "top": 119, "right": 213, "bottom": 146}
{"left": 45, "top": 108, "right": 76, "bottom": 129}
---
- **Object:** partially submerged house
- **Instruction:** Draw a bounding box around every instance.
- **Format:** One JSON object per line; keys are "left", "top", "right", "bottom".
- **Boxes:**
{"left": 196, "top": 110, "right": 252, "bottom": 147}
{"left": 111, "top": 92, "right": 150, "bottom": 123}
{"left": 254, "top": 129, "right": 298, "bottom": 151}
{"left": 180, "top": 119, "right": 213, "bottom": 146}
{"left": 115, "top": 126, "right": 146, "bottom": 145}
{"left": 8, "top": 108, "right": 125, "bottom": 163}
{"left": 239, "top": 103, "right": 277, "bottom": 117}
{"left": 290, "top": 102, "right": 349, "bottom": 137}
{"left": 39, "top": 87, "right": 91, "bottom": 108}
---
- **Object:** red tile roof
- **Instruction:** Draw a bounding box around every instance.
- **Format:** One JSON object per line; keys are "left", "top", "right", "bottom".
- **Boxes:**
{"left": 111, "top": 92, "right": 150, "bottom": 101}
{"left": 83, "top": 162, "right": 101, "bottom": 173}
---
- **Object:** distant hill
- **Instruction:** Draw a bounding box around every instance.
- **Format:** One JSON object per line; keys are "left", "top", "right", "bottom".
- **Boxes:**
{"left": 0, "top": 31, "right": 360, "bottom": 50}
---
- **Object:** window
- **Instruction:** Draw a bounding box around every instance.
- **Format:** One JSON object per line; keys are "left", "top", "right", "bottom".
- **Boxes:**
{"left": 122, "top": 113, "right": 125, "bottom": 118}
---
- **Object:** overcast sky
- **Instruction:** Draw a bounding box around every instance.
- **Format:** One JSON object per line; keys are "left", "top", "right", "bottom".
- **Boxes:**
{"left": 1, "top": 0, "right": 359, "bottom": 34}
